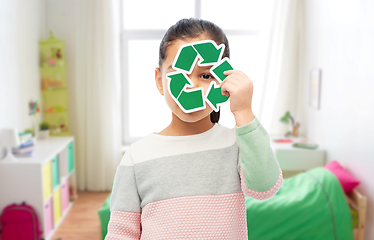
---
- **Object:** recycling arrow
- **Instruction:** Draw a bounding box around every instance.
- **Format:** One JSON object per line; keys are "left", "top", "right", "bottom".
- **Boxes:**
{"left": 167, "top": 72, "right": 205, "bottom": 113}
{"left": 205, "top": 81, "right": 230, "bottom": 112}
{"left": 168, "top": 40, "right": 233, "bottom": 114}
{"left": 172, "top": 40, "right": 225, "bottom": 73}
{"left": 168, "top": 72, "right": 192, "bottom": 99}
{"left": 178, "top": 88, "right": 205, "bottom": 112}
{"left": 193, "top": 40, "right": 224, "bottom": 66}
{"left": 173, "top": 45, "right": 198, "bottom": 74}
{"left": 210, "top": 57, "right": 234, "bottom": 83}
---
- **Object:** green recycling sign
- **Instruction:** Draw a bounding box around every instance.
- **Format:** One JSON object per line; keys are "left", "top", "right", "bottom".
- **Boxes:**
{"left": 166, "top": 40, "right": 234, "bottom": 113}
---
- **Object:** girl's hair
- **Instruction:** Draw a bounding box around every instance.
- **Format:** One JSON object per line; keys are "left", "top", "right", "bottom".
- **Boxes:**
{"left": 159, "top": 18, "right": 230, "bottom": 124}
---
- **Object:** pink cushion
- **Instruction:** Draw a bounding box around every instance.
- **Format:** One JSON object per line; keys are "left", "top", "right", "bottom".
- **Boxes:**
{"left": 324, "top": 160, "right": 360, "bottom": 193}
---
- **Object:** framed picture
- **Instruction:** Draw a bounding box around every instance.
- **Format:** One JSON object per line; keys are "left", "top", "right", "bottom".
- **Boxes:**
{"left": 310, "top": 69, "right": 321, "bottom": 109}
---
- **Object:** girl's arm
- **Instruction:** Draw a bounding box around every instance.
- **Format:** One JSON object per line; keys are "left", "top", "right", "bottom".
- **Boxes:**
{"left": 235, "top": 117, "right": 283, "bottom": 200}
{"left": 106, "top": 149, "right": 142, "bottom": 239}
{"left": 220, "top": 70, "right": 283, "bottom": 200}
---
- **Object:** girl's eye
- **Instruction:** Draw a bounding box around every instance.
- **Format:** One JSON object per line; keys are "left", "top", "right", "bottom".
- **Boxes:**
{"left": 200, "top": 74, "right": 214, "bottom": 80}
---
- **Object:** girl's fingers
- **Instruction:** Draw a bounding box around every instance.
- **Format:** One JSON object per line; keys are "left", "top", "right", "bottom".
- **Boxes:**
{"left": 219, "top": 79, "right": 227, "bottom": 88}
{"left": 220, "top": 82, "right": 237, "bottom": 96}
{"left": 226, "top": 77, "right": 241, "bottom": 86}
{"left": 219, "top": 75, "right": 241, "bottom": 88}
{"left": 223, "top": 70, "right": 236, "bottom": 75}
{"left": 219, "top": 69, "right": 252, "bottom": 96}
{"left": 223, "top": 69, "right": 244, "bottom": 76}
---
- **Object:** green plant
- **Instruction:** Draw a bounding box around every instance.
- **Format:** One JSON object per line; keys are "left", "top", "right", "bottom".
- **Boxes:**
{"left": 24, "top": 128, "right": 35, "bottom": 136}
{"left": 39, "top": 122, "right": 50, "bottom": 130}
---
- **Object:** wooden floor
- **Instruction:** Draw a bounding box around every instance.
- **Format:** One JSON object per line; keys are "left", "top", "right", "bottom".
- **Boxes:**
{"left": 52, "top": 191, "right": 111, "bottom": 240}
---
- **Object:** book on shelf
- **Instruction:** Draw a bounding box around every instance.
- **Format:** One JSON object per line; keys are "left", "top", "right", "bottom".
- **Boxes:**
{"left": 13, "top": 145, "right": 35, "bottom": 154}
{"left": 19, "top": 138, "right": 34, "bottom": 148}
{"left": 292, "top": 142, "right": 319, "bottom": 150}
{"left": 18, "top": 132, "right": 33, "bottom": 144}
{"left": 12, "top": 134, "right": 36, "bottom": 157}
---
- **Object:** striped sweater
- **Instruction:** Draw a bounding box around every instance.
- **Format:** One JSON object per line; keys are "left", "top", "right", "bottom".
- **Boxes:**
{"left": 106, "top": 117, "right": 283, "bottom": 239}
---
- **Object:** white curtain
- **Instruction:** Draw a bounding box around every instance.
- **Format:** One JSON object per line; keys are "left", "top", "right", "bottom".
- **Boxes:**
{"left": 72, "top": 0, "right": 121, "bottom": 191}
{"left": 258, "top": 0, "right": 301, "bottom": 135}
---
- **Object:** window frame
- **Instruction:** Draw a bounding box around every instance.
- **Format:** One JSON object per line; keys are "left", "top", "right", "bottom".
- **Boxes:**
{"left": 120, "top": 0, "right": 260, "bottom": 145}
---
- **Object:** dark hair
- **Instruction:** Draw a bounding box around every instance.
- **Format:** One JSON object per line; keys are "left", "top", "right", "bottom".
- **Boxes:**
{"left": 159, "top": 18, "right": 229, "bottom": 123}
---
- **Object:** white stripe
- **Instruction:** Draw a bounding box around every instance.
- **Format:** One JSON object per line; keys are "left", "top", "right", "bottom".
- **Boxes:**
{"left": 121, "top": 124, "right": 236, "bottom": 165}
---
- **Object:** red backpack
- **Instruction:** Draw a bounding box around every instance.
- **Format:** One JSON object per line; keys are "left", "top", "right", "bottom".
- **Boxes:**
{"left": 0, "top": 202, "right": 43, "bottom": 240}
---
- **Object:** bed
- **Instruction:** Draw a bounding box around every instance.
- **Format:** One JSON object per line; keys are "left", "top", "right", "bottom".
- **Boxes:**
{"left": 346, "top": 188, "right": 367, "bottom": 240}
{"left": 245, "top": 167, "right": 366, "bottom": 240}
{"left": 98, "top": 167, "right": 366, "bottom": 240}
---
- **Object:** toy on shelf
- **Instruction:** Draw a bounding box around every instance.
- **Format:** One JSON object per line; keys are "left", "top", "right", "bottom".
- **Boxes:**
{"left": 46, "top": 114, "right": 70, "bottom": 135}
{"left": 39, "top": 31, "right": 70, "bottom": 136}
{"left": 42, "top": 89, "right": 68, "bottom": 113}
{"left": 45, "top": 106, "right": 66, "bottom": 113}
{"left": 40, "top": 66, "right": 66, "bottom": 90}
{"left": 40, "top": 31, "right": 66, "bottom": 90}
{"left": 29, "top": 100, "right": 40, "bottom": 138}
{"left": 29, "top": 100, "right": 40, "bottom": 116}
{"left": 40, "top": 31, "right": 65, "bottom": 67}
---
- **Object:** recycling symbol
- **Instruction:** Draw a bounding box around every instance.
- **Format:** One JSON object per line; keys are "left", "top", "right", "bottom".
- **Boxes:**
{"left": 166, "top": 40, "right": 234, "bottom": 113}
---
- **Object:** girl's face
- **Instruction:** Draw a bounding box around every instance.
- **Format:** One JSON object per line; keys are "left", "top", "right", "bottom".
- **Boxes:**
{"left": 155, "top": 37, "right": 220, "bottom": 123}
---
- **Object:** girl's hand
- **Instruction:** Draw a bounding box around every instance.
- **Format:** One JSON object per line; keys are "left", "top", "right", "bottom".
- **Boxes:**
{"left": 219, "top": 70, "right": 255, "bottom": 127}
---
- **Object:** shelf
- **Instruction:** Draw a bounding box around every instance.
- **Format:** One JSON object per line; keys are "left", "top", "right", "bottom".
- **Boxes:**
{"left": 270, "top": 136, "right": 326, "bottom": 171}
{"left": 44, "top": 110, "right": 69, "bottom": 114}
{"left": 42, "top": 88, "right": 68, "bottom": 92}
{"left": 40, "top": 64, "right": 65, "bottom": 68}
{"left": 0, "top": 137, "right": 76, "bottom": 240}
{"left": 45, "top": 202, "right": 73, "bottom": 240}
{"left": 0, "top": 137, "right": 74, "bottom": 165}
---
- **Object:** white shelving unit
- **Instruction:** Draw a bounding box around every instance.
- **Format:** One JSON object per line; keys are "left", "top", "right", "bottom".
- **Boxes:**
{"left": 0, "top": 136, "right": 76, "bottom": 240}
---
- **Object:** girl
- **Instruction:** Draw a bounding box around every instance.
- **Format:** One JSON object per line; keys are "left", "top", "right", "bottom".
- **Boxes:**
{"left": 106, "top": 18, "right": 283, "bottom": 239}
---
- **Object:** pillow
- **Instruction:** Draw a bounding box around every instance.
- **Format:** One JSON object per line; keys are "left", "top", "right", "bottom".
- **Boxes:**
{"left": 324, "top": 160, "right": 360, "bottom": 193}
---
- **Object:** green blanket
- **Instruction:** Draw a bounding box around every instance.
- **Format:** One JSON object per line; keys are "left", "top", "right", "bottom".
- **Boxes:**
{"left": 98, "top": 194, "right": 111, "bottom": 239}
{"left": 245, "top": 167, "right": 354, "bottom": 240}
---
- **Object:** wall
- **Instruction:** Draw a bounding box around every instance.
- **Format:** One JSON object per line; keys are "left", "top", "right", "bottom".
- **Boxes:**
{"left": 297, "top": 1, "right": 374, "bottom": 239}
{"left": 0, "top": 0, "right": 46, "bottom": 157}
{"left": 0, "top": 0, "right": 78, "bottom": 145}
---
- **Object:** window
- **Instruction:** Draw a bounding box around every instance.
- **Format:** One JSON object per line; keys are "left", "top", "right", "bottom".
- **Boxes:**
{"left": 121, "top": 0, "right": 271, "bottom": 144}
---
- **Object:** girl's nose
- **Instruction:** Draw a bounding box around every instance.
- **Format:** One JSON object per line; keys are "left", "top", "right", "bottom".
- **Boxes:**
{"left": 191, "top": 79, "right": 200, "bottom": 88}
{"left": 187, "top": 76, "right": 201, "bottom": 88}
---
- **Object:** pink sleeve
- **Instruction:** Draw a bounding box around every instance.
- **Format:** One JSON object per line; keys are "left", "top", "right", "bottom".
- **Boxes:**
{"left": 240, "top": 167, "right": 283, "bottom": 201}
{"left": 105, "top": 210, "right": 142, "bottom": 240}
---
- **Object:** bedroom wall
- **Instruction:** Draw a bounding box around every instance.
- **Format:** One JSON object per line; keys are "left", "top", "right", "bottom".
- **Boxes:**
{"left": 297, "top": 1, "right": 374, "bottom": 239}
{"left": 0, "top": 0, "right": 46, "bottom": 157}
{"left": 0, "top": 0, "right": 78, "bottom": 136}
{"left": 44, "top": 0, "right": 80, "bottom": 140}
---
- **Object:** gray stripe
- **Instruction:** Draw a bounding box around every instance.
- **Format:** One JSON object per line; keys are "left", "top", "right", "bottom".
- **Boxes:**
{"left": 134, "top": 143, "right": 241, "bottom": 208}
{"left": 111, "top": 165, "right": 141, "bottom": 212}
